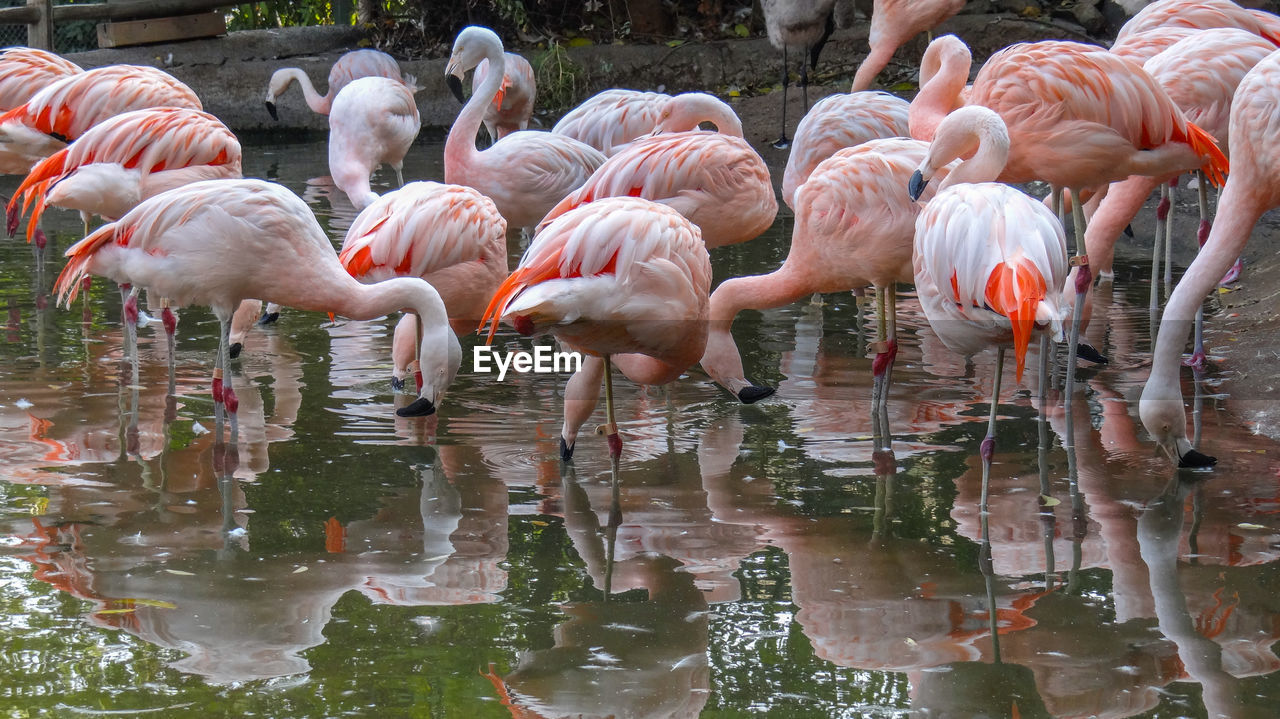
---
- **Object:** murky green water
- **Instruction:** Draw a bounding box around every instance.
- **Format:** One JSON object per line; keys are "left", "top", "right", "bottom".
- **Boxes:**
{"left": 3, "top": 137, "right": 1280, "bottom": 718}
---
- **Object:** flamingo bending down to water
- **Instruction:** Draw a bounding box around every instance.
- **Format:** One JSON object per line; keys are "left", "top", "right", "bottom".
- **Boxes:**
{"left": 327, "top": 76, "right": 421, "bottom": 210}
{"left": 851, "top": 0, "right": 964, "bottom": 92}
{"left": 908, "top": 105, "right": 1070, "bottom": 505}
{"left": 53, "top": 179, "right": 462, "bottom": 434}
{"left": 538, "top": 119, "right": 776, "bottom": 249}
{"left": 701, "top": 137, "right": 956, "bottom": 405}
{"left": 761, "top": 0, "right": 836, "bottom": 148}
{"left": 264, "top": 48, "right": 418, "bottom": 119}
{"left": 445, "top": 26, "right": 604, "bottom": 230}
{"left": 480, "top": 197, "right": 711, "bottom": 461}
{"left": 338, "top": 181, "right": 508, "bottom": 388}
{"left": 8, "top": 107, "right": 242, "bottom": 239}
{"left": 472, "top": 53, "right": 536, "bottom": 141}
{"left": 0, "top": 64, "right": 202, "bottom": 175}
{"left": 1139, "top": 49, "right": 1280, "bottom": 468}
{"left": 0, "top": 47, "right": 81, "bottom": 112}
{"left": 782, "top": 90, "right": 909, "bottom": 209}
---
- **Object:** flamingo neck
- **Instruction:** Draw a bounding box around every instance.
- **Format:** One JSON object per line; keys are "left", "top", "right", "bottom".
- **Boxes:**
{"left": 275, "top": 68, "right": 332, "bottom": 114}
{"left": 938, "top": 114, "right": 1010, "bottom": 190}
{"left": 445, "top": 43, "right": 505, "bottom": 178}
{"left": 908, "top": 52, "right": 968, "bottom": 142}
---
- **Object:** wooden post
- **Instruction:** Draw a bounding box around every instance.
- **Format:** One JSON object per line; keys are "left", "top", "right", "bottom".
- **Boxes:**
{"left": 27, "top": 0, "right": 53, "bottom": 50}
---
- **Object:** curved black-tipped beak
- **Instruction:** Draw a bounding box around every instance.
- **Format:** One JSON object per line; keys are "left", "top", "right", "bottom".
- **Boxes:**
{"left": 1123, "top": 223, "right": 1135, "bottom": 238}
{"left": 908, "top": 170, "right": 927, "bottom": 202}
{"left": 264, "top": 100, "right": 278, "bottom": 122}
{"left": 737, "top": 385, "right": 776, "bottom": 404}
{"left": 258, "top": 310, "right": 279, "bottom": 325}
{"left": 396, "top": 397, "right": 437, "bottom": 417}
{"left": 559, "top": 437, "right": 574, "bottom": 462}
{"left": 1076, "top": 343, "right": 1108, "bottom": 365}
{"left": 446, "top": 75, "right": 465, "bottom": 104}
{"left": 1178, "top": 447, "right": 1217, "bottom": 468}
{"left": 390, "top": 376, "right": 405, "bottom": 392}
{"left": 228, "top": 342, "right": 243, "bottom": 360}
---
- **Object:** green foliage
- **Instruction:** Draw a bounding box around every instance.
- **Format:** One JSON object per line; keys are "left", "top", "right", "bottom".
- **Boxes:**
{"left": 227, "top": 1, "right": 353, "bottom": 31}
{"left": 531, "top": 40, "right": 585, "bottom": 114}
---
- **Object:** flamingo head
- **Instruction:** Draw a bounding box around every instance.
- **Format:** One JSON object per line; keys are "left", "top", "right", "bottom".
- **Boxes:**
{"left": 1138, "top": 384, "right": 1218, "bottom": 469}
{"left": 447, "top": 26, "right": 502, "bottom": 90}
{"left": 398, "top": 326, "right": 462, "bottom": 418}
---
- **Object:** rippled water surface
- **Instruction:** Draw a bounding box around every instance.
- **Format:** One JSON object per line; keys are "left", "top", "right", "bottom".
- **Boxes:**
{"left": 3, "top": 138, "right": 1280, "bottom": 718}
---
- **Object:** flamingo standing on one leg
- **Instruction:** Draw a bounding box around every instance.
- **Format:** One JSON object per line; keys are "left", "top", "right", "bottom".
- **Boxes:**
{"left": 1139, "top": 49, "right": 1280, "bottom": 468}
{"left": 0, "top": 64, "right": 202, "bottom": 175}
{"left": 444, "top": 26, "right": 604, "bottom": 231}
{"left": 0, "top": 47, "right": 81, "bottom": 112}
{"left": 851, "top": 0, "right": 964, "bottom": 92}
{"left": 264, "top": 48, "right": 419, "bottom": 120}
{"left": 781, "top": 90, "right": 909, "bottom": 208}
{"left": 700, "top": 137, "right": 957, "bottom": 404}
{"left": 327, "top": 76, "right": 420, "bottom": 210}
{"left": 537, "top": 111, "right": 776, "bottom": 249}
{"left": 480, "top": 196, "right": 710, "bottom": 462}
{"left": 472, "top": 52, "right": 536, "bottom": 142}
{"left": 908, "top": 105, "right": 1070, "bottom": 513}
{"left": 53, "top": 178, "right": 462, "bottom": 439}
{"left": 338, "top": 181, "right": 508, "bottom": 389}
{"left": 761, "top": 0, "right": 837, "bottom": 148}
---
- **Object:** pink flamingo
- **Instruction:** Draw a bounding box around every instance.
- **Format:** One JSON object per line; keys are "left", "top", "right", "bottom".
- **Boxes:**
{"left": 700, "top": 136, "right": 956, "bottom": 404}
{"left": 480, "top": 196, "right": 710, "bottom": 462}
{"left": 472, "top": 52, "right": 536, "bottom": 141}
{"left": 0, "top": 47, "right": 81, "bottom": 112}
{"left": 851, "top": 0, "right": 964, "bottom": 92}
{"left": 551, "top": 90, "right": 740, "bottom": 156}
{"left": 537, "top": 108, "right": 775, "bottom": 249}
{"left": 327, "top": 76, "right": 420, "bottom": 210}
{"left": 264, "top": 48, "right": 418, "bottom": 119}
{"left": 1139, "top": 49, "right": 1280, "bottom": 468}
{"left": 1078, "top": 29, "right": 1274, "bottom": 363}
{"left": 53, "top": 178, "right": 461, "bottom": 437}
{"left": 338, "top": 181, "right": 508, "bottom": 389}
{"left": 1109, "top": 26, "right": 1198, "bottom": 64}
{"left": 444, "top": 26, "right": 604, "bottom": 230}
{"left": 909, "top": 105, "right": 1070, "bottom": 507}
{"left": 8, "top": 107, "right": 241, "bottom": 238}
{"left": 781, "top": 90, "right": 909, "bottom": 208}
{"left": 0, "top": 64, "right": 201, "bottom": 175}
{"left": 1114, "top": 0, "right": 1280, "bottom": 46}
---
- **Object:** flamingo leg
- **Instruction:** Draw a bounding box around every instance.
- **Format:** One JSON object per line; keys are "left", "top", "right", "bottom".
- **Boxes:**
{"left": 413, "top": 310, "right": 424, "bottom": 393}
{"left": 1064, "top": 189, "right": 1090, "bottom": 412}
{"left": 1187, "top": 170, "right": 1211, "bottom": 370}
{"left": 773, "top": 46, "right": 791, "bottom": 149}
{"left": 980, "top": 347, "right": 1005, "bottom": 518}
{"left": 220, "top": 314, "right": 239, "bottom": 445}
{"left": 870, "top": 287, "right": 887, "bottom": 414}
{"left": 1151, "top": 183, "right": 1169, "bottom": 315}
{"left": 213, "top": 315, "right": 226, "bottom": 438}
{"left": 1164, "top": 179, "right": 1177, "bottom": 295}
{"left": 603, "top": 354, "right": 623, "bottom": 531}
{"left": 161, "top": 300, "right": 177, "bottom": 396}
{"left": 124, "top": 285, "right": 141, "bottom": 390}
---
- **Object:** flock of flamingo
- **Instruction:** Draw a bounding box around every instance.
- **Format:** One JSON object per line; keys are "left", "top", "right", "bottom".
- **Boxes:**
{"left": 2, "top": 0, "right": 1279, "bottom": 482}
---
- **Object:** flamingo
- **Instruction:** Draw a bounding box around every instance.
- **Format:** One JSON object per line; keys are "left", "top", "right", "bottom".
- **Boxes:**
{"left": 327, "top": 76, "right": 420, "bottom": 210}
{"left": 338, "top": 181, "right": 508, "bottom": 389}
{"left": 761, "top": 0, "right": 837, "bottom": 148}
{"left": 0, "top": 47, "right": 81, "bottom": 112}
{"left": 851, "top": 0, "right": 964, "bottom": 92}
{"left": 472, "top": 53, "right": 536, "bottom": 142}
{"left": 908, "top": 105, "right": 1070, "bottom": 510}
{"left": 781, "top": 90, "right": 909, "bottom": 208}
{"left": 551, "top": 90, "right": 742, "bottom": 156}
{"left": 53, "top": 178, "right": 461, "bottom": 437}
{"left": 1114, "top": 0, "right": 1280, "bottom": 46}
{"left": 264, "top": 48, "right": 418, "bottom": 120}
{"left": 444, "top": 26, "right": 605, "bottom": 230}
{"left": 480, "top": 196, "right": 710, "bottom": 462}
{"left": 700, "top": 137, "right": 957, "bottom": 405}
{"left": 537, "top": 115, "right": 776, "bottom": 249}
{"left": 8, "top": 107, "right": 241, "bottom": 239}
{"left": 1139, "top": 49, "right": 1280, "bottom": 468}
{"left": 0, "top": 64, "right": 201, "bottom": 175}
{"left": 1109, "top": 26, "right": 1199, "bottom": 64}
{"left": 1077, "top": 29, "right": 1274, "bottom": 364}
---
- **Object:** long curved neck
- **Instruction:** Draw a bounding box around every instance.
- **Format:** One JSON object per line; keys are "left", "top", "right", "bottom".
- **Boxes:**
{"left": 939, "top": 121, "right": 1009, "bottom": 190}
{"left": 908, "top": 53, "right": 968, "bottom": 141}
{"left": 278, "top": 68, "right": 331, "bottom": 114}
{"left": 445, "top": 44, "right": 505, "bottom": 176}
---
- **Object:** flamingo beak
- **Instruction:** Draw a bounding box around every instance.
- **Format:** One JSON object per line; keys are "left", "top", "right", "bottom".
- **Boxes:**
{"left": 446, "top": 74, "right": 466, "bottom": 104}
{"left": 908, "top": 170, "right": 928, "bottom": 202}
{"left": 264, "top": 100, "right": 279, "bottom": 122}
{"left": 396, "top": 396, "right": 436, "bottom": 417}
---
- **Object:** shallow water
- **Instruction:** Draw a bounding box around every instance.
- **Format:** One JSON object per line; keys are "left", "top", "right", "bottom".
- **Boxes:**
{"left": 3, "top": 138, "right": 1280, "bottom": 718}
